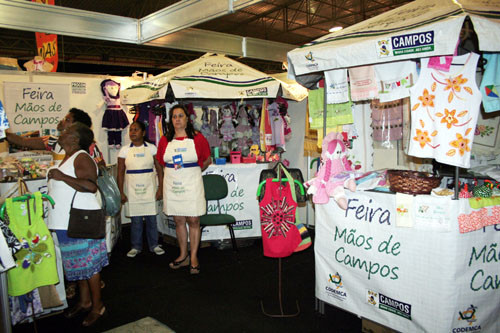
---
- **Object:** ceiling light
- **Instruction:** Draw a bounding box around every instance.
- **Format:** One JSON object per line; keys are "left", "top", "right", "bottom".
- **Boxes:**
{"left": 329, "top": 26, "right": 343, "bottom": 33}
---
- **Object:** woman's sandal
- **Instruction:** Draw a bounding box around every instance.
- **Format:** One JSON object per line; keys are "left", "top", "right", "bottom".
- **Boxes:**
{"left": 190, "top": 265, "right": 200, "bottom": 275}
{"left": 64, "top": 303, "right": 92, "bottom": 319}
{"left": 82, "top": 306, "right": 106, "bottom": 327}
{"left": 169, "top": 255, "right": 190, "bottom": 269}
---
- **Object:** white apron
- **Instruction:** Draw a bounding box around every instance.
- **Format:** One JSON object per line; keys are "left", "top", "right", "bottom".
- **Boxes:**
{"left": 162, "top": 138, "right": 206, "bottom": 216}
{"left": 124, "top": 143, "right": 158, "bottom": 217}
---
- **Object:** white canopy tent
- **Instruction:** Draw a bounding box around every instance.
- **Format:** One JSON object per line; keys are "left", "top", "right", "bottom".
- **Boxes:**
{"left": 122, "top": 53, "right": 307, "bottom": 104}
{"left": 287, "top": 0, "right": 500, "bottom": 79}
{"left": 286, "top": 1, "right": 500, "bottom": 332}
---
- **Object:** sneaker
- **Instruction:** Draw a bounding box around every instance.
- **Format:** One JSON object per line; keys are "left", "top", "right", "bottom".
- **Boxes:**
{"left": 127, "top": 249, "right": 140, "bottom": 258}
{"left": 152, "top": 246, "right": 165, "bottom": 256}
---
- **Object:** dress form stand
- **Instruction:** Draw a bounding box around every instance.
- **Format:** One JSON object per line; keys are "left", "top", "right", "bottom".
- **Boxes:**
{"left": 260, "top": 175, "right": 300, "bottom": 318}
{"left": 260, "top": 257, "right": 300, "bottom": 317}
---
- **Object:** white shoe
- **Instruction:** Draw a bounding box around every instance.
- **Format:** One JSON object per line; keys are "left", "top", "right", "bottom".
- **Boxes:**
{"left": 127, "top": 249, "right": 140, "bottom": 258}
{"left": 152, "top": 246, "right": 165, "bottom": 255}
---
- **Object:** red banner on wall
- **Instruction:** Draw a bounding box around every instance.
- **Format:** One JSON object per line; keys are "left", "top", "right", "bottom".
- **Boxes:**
{"left": 32, "top": 0, "right": 58, "bottom": 72}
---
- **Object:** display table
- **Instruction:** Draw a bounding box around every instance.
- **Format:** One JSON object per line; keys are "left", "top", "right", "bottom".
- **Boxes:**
{"left": 158, "top": 163, "right": 269, "bottom": 241}
{"left": 315, "top": 191, "right": 500, "bottom": 333}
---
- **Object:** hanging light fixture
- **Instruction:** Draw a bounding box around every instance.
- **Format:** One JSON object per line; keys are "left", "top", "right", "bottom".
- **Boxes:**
{"left": 329, "top": 26, "right": 343, "bottom": 32}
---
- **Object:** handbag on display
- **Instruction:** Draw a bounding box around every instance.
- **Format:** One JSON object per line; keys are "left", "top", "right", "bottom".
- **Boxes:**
{"left": 258, "top": 162, "right": 306, "bottom": 203}
{"left": 67, "top": 181, "right": 106, "bottom": 239}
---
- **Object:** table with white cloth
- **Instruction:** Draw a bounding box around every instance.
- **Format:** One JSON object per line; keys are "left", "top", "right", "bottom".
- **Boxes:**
{"left": 315, "top": 191, "right": 500, "bottom": 333}
{"left": 158, "top": 163, "right": 268, "bottom": 241}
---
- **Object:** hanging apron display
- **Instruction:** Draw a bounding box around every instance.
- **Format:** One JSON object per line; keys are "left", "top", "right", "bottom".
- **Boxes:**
{"left": 162, "top": 138, "right": 206, "bottom": 216}
{"left": 6, "top": 192, "right": 58, "bottom": 296}
{"left": 259, "top": 179, "right": 301, "bottom": 258}
{"left": 124, "top": 142, "right": 158, "bottom": 217}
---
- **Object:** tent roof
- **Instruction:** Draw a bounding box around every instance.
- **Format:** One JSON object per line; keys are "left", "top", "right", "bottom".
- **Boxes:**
{"left": 122, "top": 53, "right": 307, "bottom": 104}
{"left": 287, "top": 0, "right": 500, "bottom": 78}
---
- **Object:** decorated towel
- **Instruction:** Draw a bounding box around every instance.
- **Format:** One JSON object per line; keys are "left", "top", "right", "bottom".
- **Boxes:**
{"left": 349, "top": 65, "right": 379, "bottom": 101}
{"left": 324, "top": 68, "right": 349, "bottom": 104}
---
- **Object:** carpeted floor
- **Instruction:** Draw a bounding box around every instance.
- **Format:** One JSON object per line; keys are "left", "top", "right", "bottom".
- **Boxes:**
{"left": 12, "top": 226, "right": 361, "bottom": 333}
{"left": 103, "top": 317, "right": 175, "bottom": 333}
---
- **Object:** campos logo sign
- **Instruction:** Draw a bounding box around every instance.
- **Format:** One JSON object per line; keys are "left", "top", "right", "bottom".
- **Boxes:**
{"left": 366, "top": 290, "right": 412, "bottom": 320}
{"left": 376, "top": 31, "right": 435, "bottom": 58}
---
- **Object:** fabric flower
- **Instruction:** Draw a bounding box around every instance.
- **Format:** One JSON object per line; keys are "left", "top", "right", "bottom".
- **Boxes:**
{"left": 444, "top": 74, "right": 467, "bottom": 93}
{"left": 441, "top": 109, "right": 458, "bottom": 129}
{"left": 418, "top": 88, "right": 435, "bottom": 107}
{"left": 450, "top": 133, "right": 471, "bottom": 156}
{"left": 413, "top": 129, "right": 431, "bottom": 148}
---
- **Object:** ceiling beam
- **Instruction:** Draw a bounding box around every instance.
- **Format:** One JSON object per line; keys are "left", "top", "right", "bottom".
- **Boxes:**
{"left": 139, "top": 0, "right": 263, "bottom": 43}
{"left": 0, "top": 0, "right": 137, "bottom": 43}
{"left": 0, "top": 0, "right": 291, "bottom": 63}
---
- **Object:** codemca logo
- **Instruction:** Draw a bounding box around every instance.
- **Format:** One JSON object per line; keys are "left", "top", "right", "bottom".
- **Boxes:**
{"left": 376, "top": 31, "right": 434, "bottom": 58}
{"left": 453, "top": 305, "right": 481, "bottom": 332}
{"left": 304, "top": 52, "right": 319, "bottom": 70}
{"left": 325, "top": 272, "right": 347, "bottom": 301}
{"left": 366, "top": 290, "right": 411, "bottom": 320}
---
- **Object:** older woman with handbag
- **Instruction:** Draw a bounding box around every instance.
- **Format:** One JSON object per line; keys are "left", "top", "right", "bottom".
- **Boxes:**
{"left": 47, "top": 122, "right": 108, "bottom": 327}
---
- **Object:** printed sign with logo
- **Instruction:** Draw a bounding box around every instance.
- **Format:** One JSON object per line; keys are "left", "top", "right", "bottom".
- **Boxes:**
{"left": 245, "top": 87, "right": 268, "bottom": 97}
{"left": 376, "top": 31, "right": 435, "bottom": 58}
{"left": 453, "top": 304, "right": 482, "bottom": 332}
{"left": 233, "top": 219, "right": 253, "bottom": 231}
{"left": 367, "top": 290, "right": 412, "bottom": 320}
{"left": 325, "top": 272, "right": 347, "bottom": 301}
{"left": 71, "top": 82, "right": 86, "bottom": 94}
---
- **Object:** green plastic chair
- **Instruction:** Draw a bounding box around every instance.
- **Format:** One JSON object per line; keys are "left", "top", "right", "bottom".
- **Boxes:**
{"left": 200, "top": 174, "right": 237, "bottom": 252}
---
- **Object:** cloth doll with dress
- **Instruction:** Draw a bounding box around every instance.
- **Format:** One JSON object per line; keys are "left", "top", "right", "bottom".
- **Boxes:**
{"left": 219, "top": 105, "right": 236, "bottom": 141}
{"left": 305, "top": 132, "right": 356, "bottom": 209}
{"left": 101, "top": 79, "right": 129, "bottom": 149}
{"left": 234, "top": 105, "right": 253, "bottom": 154}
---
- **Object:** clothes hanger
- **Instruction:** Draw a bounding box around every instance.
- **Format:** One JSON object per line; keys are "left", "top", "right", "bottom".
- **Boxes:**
{"left": 256, "top": 178, "right": 305, "bottom": 197}
{"left": 0, "top": 193, "right": 55, "bottom": 220}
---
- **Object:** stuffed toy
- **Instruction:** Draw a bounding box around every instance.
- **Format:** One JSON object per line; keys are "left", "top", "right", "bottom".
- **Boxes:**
{"left": 219, "top": 105, "right": 236, "bottom": 141}
{"left": 305, "top": 132, "right": 356, "bottom": 209}
{"left": 248, "top": 106, "right": 261, "bottom": 145}
{"left": 234, "top": 105, "right": 253, "bottom": 154}
{"left": 101, "top": 79, "right": 129, "bottom": 149}
{"left": 200, "top": 106, "right": 211, "bottom": 138}
{"left": 206, "top": 109, "right": 221, "bottom": 148}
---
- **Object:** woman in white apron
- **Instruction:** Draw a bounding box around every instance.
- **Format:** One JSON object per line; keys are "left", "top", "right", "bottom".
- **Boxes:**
{"left": 117, "top": 121, "right": 164, "bottom": 258}
{"left": 156, "top": 105, "right": 212, "bottom": 274}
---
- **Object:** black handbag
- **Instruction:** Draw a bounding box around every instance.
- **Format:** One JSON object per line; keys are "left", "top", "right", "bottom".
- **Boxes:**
{"left": 67, "top": 182, "right": 106, "bottom": 239}
{"left": 258, "top": 162, "right": 306, "bottom": 203}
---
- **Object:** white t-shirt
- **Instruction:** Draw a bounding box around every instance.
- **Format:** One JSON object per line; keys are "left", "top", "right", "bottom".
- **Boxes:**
{"left": 118, "top": 142, "right": 157, "bottom": 160}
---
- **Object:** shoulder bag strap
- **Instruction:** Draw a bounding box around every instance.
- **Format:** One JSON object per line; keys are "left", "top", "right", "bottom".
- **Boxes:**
{"left": 69, "top": 179, "right": 106, "bottom": 212}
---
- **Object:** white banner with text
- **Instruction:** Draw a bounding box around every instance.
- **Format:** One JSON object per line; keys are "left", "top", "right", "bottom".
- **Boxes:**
{"left": 3, "top": 82, "right": 69, "bottom": 135}
{"left": 315, "top": 191, "right": 500, "bottom": 333}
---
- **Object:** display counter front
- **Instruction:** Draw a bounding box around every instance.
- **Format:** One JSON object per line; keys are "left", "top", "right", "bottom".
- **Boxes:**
{"left": 158, "top": 163, "right": 269, "bottom": 241}
{"left": 315, "top": 191, "right": 500, "bottom": 333}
